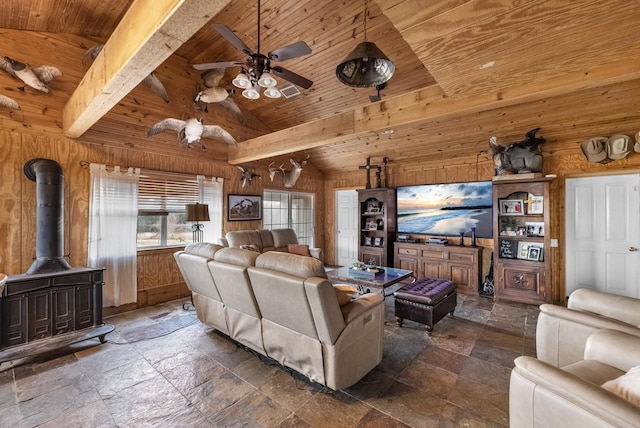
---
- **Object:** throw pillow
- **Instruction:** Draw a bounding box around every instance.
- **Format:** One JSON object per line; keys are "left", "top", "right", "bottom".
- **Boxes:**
{"left": 287, "top": 243, "right": 311, "bottom": 257}
{"left": 334, "top": 284, "right": 358, "bottom": 306}
{"left": 239, "top": 244, "right": 261, "bottom": 253}
{"left": 602, "top": 364, "right": 640, "bottom": 406}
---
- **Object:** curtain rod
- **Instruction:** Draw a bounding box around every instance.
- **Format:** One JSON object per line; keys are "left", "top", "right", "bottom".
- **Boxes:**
{"left": 78, "top": 160, "right": 229, "bottom": 180}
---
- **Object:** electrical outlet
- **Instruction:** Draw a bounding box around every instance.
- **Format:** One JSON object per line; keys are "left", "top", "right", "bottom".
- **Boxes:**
{"left": 550, "top": 239, "right": 558, "bottom": 247}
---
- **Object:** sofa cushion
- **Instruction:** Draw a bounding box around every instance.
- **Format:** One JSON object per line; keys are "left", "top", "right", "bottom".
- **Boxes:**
{"left": 255, "top": 252, "right": 327, "bottom": 279}
{"left": 271, "top": 228, "right": 298, "bottom": 248}
{"left": 213, "top": 247, "right": 259, "bottom": 267}
{"left": 288, "top": 243, "right": 311, "bottom": 257}
{"left": 334, "top": 284, "right": 358, "bottom": 306}
{"left": 240, "top": 244, "right": 261, "bottom": 253}
{"left": 226, "top": 230, "right": 264, "bottom": 251}
{"left": 602, "top": 364, "right": 640, "bottom": 406}
{"left": 184, "top": 242, "right": 223, "bottom": 259}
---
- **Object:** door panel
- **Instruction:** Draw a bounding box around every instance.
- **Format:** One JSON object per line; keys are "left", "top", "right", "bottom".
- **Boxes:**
{"left": 335, "top": 190, "right": 358, "bottom": 266}
{"left": 566, "top": 174, "right": 640, "bottom": 298}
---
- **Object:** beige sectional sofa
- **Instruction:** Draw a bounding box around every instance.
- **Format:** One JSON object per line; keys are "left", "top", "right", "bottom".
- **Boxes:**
{"left": 536, "top": 288, "right": 640, "bottom": 367}
{"left": 218, "top": 228, "right": 324, "bottom": 262}
{"left": 173, "top": 242, "right": 384, "bottom": 390}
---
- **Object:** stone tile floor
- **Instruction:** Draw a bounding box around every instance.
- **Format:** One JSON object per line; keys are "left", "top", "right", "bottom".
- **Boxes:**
{"left": 0, "top": 293, "right": 538, "bottom": 427}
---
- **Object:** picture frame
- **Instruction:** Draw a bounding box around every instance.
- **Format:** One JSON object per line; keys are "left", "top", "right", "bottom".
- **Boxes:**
{"left": 516, "top": 226, "right": 527, "bottom": 236}
{"left": 228, "top": 194, "right": 262, "bottom": 221}
{"left": 374, "top": 237, "right": 383, "bottom": 247}
{"left": 527, "top": 246, "right": 542, "bottom": 261}
{"left": 500, "top": 199, "right": 524, "bottom": 215}
{"left": 517, "top": 241, "right": 544, "bottom": 260}
{"left": 364, "top": 236, "right": 372, "bottom": 246}
{"left": 528, "top": 194, "right": 544, "bottom": 214}
{"left": 366, "top": 219, "right": 378, "bottom": 230}
{"left": 525, "top": 221, "right": 545, "bottom": 237}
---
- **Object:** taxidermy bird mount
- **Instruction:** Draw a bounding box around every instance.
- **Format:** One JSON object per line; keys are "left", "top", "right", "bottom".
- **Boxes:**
{"left": 194, "top": 68, "right": 244, "bottom": 124}
{"left": 83, "top": 44, "right": 170, "bottom": 103}
{"left": 0, "top": 56, "right": 62, "bottom": 93}
{"left": 237, "top": 166, "right": 261, "bottom": 188}
{"left": 147, "top": 117, "right": 237, "bottom": 149}
{"left": 0, "top": 94, "right": 20, "bottom": 110}
{"left": 489, "top": 128, "right": 546, "bottom": 176}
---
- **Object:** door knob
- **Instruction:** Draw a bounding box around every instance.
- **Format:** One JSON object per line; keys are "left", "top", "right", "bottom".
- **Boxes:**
{"left": 630, "top": 247, "right": 638, "bottom": 252}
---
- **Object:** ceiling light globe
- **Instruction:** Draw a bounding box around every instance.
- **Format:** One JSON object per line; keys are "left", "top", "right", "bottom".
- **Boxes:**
{"left": 258, "top": 71, "right": 277, "bottom": 87}
{"left": 232, "top": 72, "right": 252, "bottom": 89}
{"left": 264, "top": 86, "right": 282, "bottom": 98}
{"left": 242, "top": 85, "right": 261, "bottom": 99}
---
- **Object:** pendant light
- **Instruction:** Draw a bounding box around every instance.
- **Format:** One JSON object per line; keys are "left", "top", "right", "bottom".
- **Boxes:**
{"left": 336, "top": 0, "right": 395, "bottom": 88}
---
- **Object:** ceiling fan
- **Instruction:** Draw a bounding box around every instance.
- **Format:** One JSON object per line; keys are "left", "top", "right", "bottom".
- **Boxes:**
{"left": 192, "top": 0, "right": 313, "bottom": 99}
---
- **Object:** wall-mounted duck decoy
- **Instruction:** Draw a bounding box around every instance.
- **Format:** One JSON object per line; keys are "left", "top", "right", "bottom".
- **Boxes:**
{"left": 194, "top": 68, "right": 244, "bottom": 123}
{"left": 0, "top": 94, "right": 20, "bottom": 110}
{"left": 83, "top": 44, "right": 170, "bottom": 103}
{"left": 0, "top": 56, "right": 62, "bottom": 93}
{"left": 147, "top": 117, "right": 237, "bottom": 149}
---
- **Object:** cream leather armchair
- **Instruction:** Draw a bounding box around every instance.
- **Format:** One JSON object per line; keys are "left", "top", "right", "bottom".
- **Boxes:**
{"left": 510, "top": 329, "right": 640, "bottom": 428}
{"left": 536, "top": 288, "right": 640, "bottom": 367}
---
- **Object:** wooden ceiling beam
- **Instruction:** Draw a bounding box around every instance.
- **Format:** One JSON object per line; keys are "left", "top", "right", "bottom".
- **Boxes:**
{"left": 62, "top": 0, "right": 233, "bottom": 138}
{"left": 228, "top": 60, "right": 640, "bottom": 165}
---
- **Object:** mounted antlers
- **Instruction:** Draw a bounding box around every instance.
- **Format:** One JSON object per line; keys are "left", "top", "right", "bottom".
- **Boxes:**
{"left": 268, "top": 162, "right": 284, "bottom": 182}
{"left": 282, "top": 155, "right": 309, "bottom": 188}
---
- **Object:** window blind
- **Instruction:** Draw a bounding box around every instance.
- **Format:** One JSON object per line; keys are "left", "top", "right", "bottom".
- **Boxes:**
{"left": 137, "top": 170, "right": 199, "bottom": 213}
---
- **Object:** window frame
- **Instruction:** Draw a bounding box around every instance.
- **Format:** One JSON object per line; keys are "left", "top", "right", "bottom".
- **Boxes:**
{"left": 263, "top": 189, "right": 315, "bottom": 246}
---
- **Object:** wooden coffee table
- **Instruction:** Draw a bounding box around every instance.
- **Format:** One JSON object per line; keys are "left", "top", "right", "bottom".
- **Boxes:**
{"left": 327, "top": 266, "right": 414, "bottom": 298}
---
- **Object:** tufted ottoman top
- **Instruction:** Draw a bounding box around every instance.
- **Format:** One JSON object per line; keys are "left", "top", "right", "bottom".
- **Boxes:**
{"left": 394, "top": 278, "right": 456, "bottom": 305}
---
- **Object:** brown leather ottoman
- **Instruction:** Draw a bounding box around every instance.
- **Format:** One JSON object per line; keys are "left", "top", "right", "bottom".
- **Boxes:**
{"left": 394, "top": 278, "right": 457, "bottom": 335}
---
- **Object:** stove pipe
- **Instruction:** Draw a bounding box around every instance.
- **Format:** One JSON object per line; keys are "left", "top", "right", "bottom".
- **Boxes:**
{"left": 24, "top": 158, "right": 72, "bottom": 274}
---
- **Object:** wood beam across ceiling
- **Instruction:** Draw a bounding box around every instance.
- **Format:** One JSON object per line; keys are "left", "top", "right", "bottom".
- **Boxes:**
{"left": 62, "top": 0, "right": 233, "bottom": 138}
{"left": 228, "top": 59, "right": 640, "bottom": 165}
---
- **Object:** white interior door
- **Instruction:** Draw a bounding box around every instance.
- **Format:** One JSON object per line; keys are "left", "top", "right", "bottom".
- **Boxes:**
{"left": 335, "top": 189, "right": 358, "bottom": 266}
{"left": 566, "top": 174, "right": 640, "bottom": 298}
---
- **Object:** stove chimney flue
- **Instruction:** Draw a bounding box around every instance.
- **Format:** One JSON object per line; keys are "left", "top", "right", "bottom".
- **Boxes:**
{"left": 24, "top": 158, "right": 72, "bottom": 275}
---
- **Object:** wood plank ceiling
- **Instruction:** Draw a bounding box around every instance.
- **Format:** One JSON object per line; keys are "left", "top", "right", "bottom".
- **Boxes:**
{"left": 1, "top": 0, "right": 640, "bottom": 175}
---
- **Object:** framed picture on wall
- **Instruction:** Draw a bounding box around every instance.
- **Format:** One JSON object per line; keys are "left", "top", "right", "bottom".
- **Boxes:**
{"left": 228, "top": 194, "right": 262, "bottom": 221}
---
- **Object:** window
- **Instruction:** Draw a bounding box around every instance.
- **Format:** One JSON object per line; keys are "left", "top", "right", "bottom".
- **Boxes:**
{"left": 263, "top": 190, "right": 315, "bottom": 246}
{"left": 137, "top": 171, "right": 223, "bottom": 248}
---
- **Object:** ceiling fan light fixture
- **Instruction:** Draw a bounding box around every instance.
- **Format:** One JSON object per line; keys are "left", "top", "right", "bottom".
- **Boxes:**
{"left": 336, "top": 41, "right": 395, "bottom": 88}
{"left": 232, "top": 72, "right": 252, "bottom": 89}
{"left": 242, "top": 84, "right": 261, "bottom": 99}
{"left": 263, "top": 86, "right": 282, "bottom": 98}
{"left": 258, "top": 71, "right": 277, "bottom": 87}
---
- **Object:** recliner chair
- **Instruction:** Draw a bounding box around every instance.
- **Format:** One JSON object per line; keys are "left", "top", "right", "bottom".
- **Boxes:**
{"left": 536, "top": 288, "right": 640, "bottom": 367}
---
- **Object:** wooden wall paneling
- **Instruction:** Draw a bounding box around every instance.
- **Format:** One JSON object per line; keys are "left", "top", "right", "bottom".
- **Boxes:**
{"left": 0, "top": 131, "right": 24, "bottom": 274}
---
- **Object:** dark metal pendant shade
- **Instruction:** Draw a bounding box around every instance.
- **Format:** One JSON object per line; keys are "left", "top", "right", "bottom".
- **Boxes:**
{"left": 336, "top": 41, "right": 395, "bottom": 88}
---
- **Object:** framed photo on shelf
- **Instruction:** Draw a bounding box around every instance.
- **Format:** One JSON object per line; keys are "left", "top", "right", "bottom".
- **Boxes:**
{"left": 500, "top": 199, "right": 524, "bottom": 215}
{"left": 517, "top": 241, "right": 544, "bottom": 260}
{"left": 364, "top": 236, "right": 372, "bottom": 246}
{"left": 516, "top": 226, "right": 527, "bottom": 236}
{"left": 228, "top": 194, "right": 262, "bottom": 221}
{"left": 366, "top": 219, "right": 378, "bottom": 230}
{"left": 374, "top": 237, "right": 383, "bottom": 247}
{"left": 527, "top": 194, "right": 544, "bottom": 214}
{"left": 525, "top": 221, "right": 545, "bottom": 237}
{"left": 527, "top": 246, "right": 542, "bottom": 261}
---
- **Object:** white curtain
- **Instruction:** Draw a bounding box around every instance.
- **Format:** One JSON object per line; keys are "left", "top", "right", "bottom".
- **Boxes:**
{"left": 88, "top": 164, "right": 140, "bottom": 307}
{"left": 198, "top": 175, "right": 224, "bottom": 243}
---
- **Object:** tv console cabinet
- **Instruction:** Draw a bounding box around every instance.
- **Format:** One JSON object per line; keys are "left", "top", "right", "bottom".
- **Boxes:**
{"left": 394, "top": 242, "right": 482, "bottom": 295}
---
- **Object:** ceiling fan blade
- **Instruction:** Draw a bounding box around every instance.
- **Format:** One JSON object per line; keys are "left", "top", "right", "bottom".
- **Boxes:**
{"left": 271, "top": 66, "right": 313, "bottom": 89}
{"left": 268, "top": 41, "right": 312, "bottom": 62}
{"left": 212, "top": 23, "right": 254, "bottom": 56}
{"left": 192, "top": 61, "right": 244, "bottom": 71}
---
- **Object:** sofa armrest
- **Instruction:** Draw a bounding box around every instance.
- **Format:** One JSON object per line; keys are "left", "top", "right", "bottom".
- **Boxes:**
{"left": 569, "top": 288, "right": 640, "bottom": 326}
{"left": 309, "top": 247, "right": 324, "bottom": 263}
{"left": 340, "top": 293, "right": 384, "bottom": 323}
{"left": 510, "top": 356, "right": 640, "bottom": 428}
{"left": 585, "top": 329, "right": 640, "bottom": 372}
{"left": 536, "top": 304, "right": 640, "bottom": 367}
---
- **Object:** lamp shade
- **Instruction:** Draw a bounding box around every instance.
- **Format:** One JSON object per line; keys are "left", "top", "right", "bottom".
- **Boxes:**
{"left": 263, "top": 86, "right": 282, "bottom": 98}
{"left": 242, "top": 84, "right": 261, "bottom": 100}
{"left": 185, "top": 203, "right": 210, "bottom": 222}
{"left": 336, "top": 41, "right": 395, "bottom": 88}
{"left": 257, "top": 71, "right": 277, "bottom": 88}
{"left": 232, "top": 72, "right": 252, "bottom": 89}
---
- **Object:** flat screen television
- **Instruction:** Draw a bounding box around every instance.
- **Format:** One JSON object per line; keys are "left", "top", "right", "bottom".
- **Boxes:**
{"left": 397, "top": 181, "right": 493, "bottom": 238}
